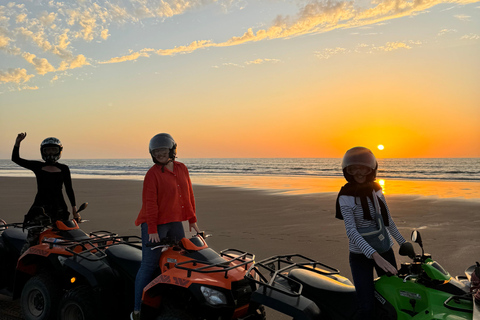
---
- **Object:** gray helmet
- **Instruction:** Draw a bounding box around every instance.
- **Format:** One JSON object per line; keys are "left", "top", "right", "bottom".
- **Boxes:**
{"left": 341, "top": 147, "right": 377, "bottom": 182}
{"left": 149, "top": 133, "right": 177, "bottom": 163}
{"left": 40, "top": 137, "right": 63, "bottom": 163}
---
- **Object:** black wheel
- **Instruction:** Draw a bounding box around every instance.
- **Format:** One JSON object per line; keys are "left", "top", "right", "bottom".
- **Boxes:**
{"left": 155, "top": 307, "right": 196, "bottom": 320}
{"left": 21, "top": 274, "right": 61, "bottom": 320}
{"left": 58, "top": 286, "right": 98, "bottom": 320}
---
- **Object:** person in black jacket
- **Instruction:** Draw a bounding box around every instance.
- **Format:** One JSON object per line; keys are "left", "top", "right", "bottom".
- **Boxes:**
{"left": 12, "top": 132, "right": 80, "bottom": 252}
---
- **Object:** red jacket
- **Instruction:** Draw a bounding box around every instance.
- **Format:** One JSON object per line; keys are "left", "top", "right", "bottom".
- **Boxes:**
{"left": 135, "top": 161, "right": 197, "bottom": 234}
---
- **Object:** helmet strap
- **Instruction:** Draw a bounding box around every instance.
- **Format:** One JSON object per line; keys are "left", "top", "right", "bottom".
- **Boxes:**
{"left": 159, "top": 159, "right": 173, "bottom": 172}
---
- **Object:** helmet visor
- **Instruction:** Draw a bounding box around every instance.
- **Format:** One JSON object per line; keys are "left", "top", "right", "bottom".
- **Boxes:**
{"left": 151, "top": 148, "right": 169, "bottom": 157}
{"left": 346, "top": 165, "right": 372, "bottom": 176}
{"left": 42, "top": 146, "right": 60, "bottom": 155}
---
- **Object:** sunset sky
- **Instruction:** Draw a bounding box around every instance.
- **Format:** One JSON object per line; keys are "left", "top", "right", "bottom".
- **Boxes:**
{"left": 1, "top": 0, "right": 479, "bottom": 159}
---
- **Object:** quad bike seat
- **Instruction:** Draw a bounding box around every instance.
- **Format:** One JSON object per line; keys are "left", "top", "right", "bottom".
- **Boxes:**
{"left": 1, "top": 228, "right": 28, "bottom": 254}
{"left": 288, "top": 268, "right": 358, "bottom": 318}
{"left": 52, "top": 220, "right": 90, "bottom": 241}
{"left": 106, "top": 244, "right": 142, "bottom": 281}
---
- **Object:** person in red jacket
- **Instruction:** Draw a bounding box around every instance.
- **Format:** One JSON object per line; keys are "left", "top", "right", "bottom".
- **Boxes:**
{"left": 132, "top": 133, "right": 200, "bottom": 320}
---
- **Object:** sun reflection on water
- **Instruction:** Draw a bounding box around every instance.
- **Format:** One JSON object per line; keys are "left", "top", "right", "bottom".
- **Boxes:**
{"left": 191, "top": 175, "right": 480, "bottom": 200}
{"left": 378, "top": 179, "right": 386, "bottom": 194}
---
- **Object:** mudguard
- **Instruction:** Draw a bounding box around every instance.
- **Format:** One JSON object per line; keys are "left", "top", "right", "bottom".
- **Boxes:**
{"left": 250, "top": 287, "right": 320, "bottom": 320}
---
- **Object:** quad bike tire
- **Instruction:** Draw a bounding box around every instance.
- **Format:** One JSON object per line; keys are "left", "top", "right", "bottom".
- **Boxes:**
{"left": 58, "top": 285, "right": 98, "bottom": 320}
{"left": 21, "top": 273, "right": 62, "bottom": 320}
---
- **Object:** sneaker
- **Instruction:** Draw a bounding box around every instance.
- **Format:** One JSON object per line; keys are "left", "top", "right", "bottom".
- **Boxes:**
{"left": 130, "top": 311, "right": 140, "bottom": 320}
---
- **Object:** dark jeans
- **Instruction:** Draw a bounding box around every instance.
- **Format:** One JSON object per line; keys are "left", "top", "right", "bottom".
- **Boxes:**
{"left": 349, "top": 249, "right": 397, "bottom": 320}
{"left": 133, "top": 222, "right": 185, "bottom": 311}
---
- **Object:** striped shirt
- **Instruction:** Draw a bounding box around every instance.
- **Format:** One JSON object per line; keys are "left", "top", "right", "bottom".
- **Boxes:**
{"left": 338, "top": 190, "right": 405, "bottom": 258}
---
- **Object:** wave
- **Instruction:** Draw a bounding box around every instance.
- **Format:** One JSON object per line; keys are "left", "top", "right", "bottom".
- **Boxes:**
{"left": 0, "top": 158, "right": 478, "bottom": 182}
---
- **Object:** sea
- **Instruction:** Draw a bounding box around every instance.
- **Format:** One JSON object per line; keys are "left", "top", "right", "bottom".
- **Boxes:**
{"left": 0, "top": 158, "right": 478, "bottom": 181}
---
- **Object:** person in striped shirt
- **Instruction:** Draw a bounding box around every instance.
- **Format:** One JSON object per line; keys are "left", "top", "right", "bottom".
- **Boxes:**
{"left": 335, "top": 147, "right": 406, "bottom": 320}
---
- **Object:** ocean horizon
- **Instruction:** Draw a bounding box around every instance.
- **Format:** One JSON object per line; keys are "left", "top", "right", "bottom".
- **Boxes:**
{"left": 1, "top": 157, "right": 478, "bottom": 181}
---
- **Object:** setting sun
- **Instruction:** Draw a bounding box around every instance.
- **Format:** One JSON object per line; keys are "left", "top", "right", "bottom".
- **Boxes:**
{"left": 377, "top": 145, "right": 385, "bottom": 151}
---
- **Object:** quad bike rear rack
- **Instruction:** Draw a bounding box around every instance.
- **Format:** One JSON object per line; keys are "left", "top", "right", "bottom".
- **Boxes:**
{"left": 245, "top": 254, "right": 340, "bottom": 297}
{"left": 42, "top": 232, "right": 142, "bottom": 261}
{"left": 175, "top": 248, "right": 255, "bottom": 279}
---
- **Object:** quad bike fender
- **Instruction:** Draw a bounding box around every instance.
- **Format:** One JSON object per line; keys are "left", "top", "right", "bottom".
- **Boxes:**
{"left": 12, "top": 254, "right": 55, "bottom": 299}
{"left": 250, "top": 287, "right": 320, "bottom": 320}
{"left": 62, "top": 258, "right": 102, "bottom": 287}
{"left": 142, "top": 276, "right": 195, "bottom": 309}
{"left": 13, "top": 250, "right": 116, "bottom": 299}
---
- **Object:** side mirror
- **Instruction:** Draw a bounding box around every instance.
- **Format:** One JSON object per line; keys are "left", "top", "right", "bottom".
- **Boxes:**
{"left": 411, "top": 230, "right": 423, "bottom": 248}
{"left": 399, "top": 242, "right": 416, "bottom": 259}
{"left": 0, "top": 219, "right": 7, "bottom": 231}
{"left": 77, "top": 202, "right": 88, "bottom": 214}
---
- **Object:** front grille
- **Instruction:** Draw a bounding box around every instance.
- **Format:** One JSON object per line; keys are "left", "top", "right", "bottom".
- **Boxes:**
{"left": 231, "top": 279, "right": 253, "bottom": 307}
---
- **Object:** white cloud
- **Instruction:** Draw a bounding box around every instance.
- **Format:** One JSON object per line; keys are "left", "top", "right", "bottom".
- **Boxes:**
{"left": 22, "top": 52, "right": 56, "bottom": 75}
{"left": 100, "top": 29, "right": 109, "bottom": 40}
{"left": 245, "top": 58, "right": 280, "bottom": 65}
{"left": 2, "top": 0, "right": 479, "bottom": 89}
{"left": 0, "top": 68, "right": 35, "bottom": 83}
{"left": 58, "top": 54, "right": 90, "bottom": 70}
{"left": 454, "top": 14, "right": 471, "bottom": 21}
{"left": 0, "top": 34, "right": 11, "bottom": 47}
{"left": 221, "top": 62, "right": 244, "bottom": 68}
{"left": 315, "top": 47, "right": 348, "bottom": 59}
{"left": 316, "top": 40, "right": 418, "bottom": 59}
{"left": 99, "top": 51, "right": 150, "bottom": 64}
{"left": 460, "top": 33, "right": 480, "bottom": 40}
{"left": 38, "top": 11, "right": 57, "bottom": 26}
{"left": 438, "top": 28, "right": 457, "bottom": 36}
{"left": 376, "top": 41, "right": 411, "bottom": 51}
{"left": 16, "top": 13, "right": 27, "bottom": 23}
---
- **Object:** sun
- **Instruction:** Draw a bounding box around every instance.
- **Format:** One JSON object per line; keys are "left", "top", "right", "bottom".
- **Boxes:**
{"left": 377, "top": 144, "right": 385, "bottom": 151}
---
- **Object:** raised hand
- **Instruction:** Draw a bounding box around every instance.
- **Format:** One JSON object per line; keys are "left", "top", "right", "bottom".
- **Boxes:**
{"left": 15, "top": 132, "right": 27, "bottom": 146}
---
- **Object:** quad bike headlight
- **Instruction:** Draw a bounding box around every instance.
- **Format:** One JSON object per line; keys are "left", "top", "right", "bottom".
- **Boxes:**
{"left": 200, "top": 286, "right": 228, "bottom": 306}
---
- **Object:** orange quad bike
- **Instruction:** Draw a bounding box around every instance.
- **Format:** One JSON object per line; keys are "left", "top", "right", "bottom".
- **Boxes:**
{"left": 1, "top": 203, "right": 266, "bottom": 320}
{"left": 139, "top": 234, "right": 266, "bottom": 320}
{"left": 0, "top": 203, "right": 144, "bottom": 320}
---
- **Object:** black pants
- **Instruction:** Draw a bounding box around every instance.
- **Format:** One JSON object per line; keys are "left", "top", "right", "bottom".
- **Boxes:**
{"left": 20, "top": 206, "right": 68, "bottom": 254}
{"left": 21, "top": 227, "right": 44, "bottom": 254}
{"left": 349, "top": 249, "right": 397, "bottom": 320}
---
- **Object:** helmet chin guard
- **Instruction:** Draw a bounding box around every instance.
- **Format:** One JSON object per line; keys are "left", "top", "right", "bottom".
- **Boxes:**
{"left": 40, "top": 137, "right": 63, "bottom": 163}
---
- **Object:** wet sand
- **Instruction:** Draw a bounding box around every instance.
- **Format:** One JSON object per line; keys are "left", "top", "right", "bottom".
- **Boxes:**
{"left": 1, "top": 177, "right": 479, "bottom": 319}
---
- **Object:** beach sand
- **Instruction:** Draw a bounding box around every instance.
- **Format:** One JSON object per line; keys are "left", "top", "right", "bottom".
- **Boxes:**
{"left": 1, "top": 177, "right": 479, "bottom": 319}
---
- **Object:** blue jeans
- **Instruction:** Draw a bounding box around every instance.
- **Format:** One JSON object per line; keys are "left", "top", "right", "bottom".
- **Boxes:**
{"left": 133, "top": 222, "right": 185, "bottom": 311}
{"left": 349, "top": 249, "right": 397, "bottom": 320}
